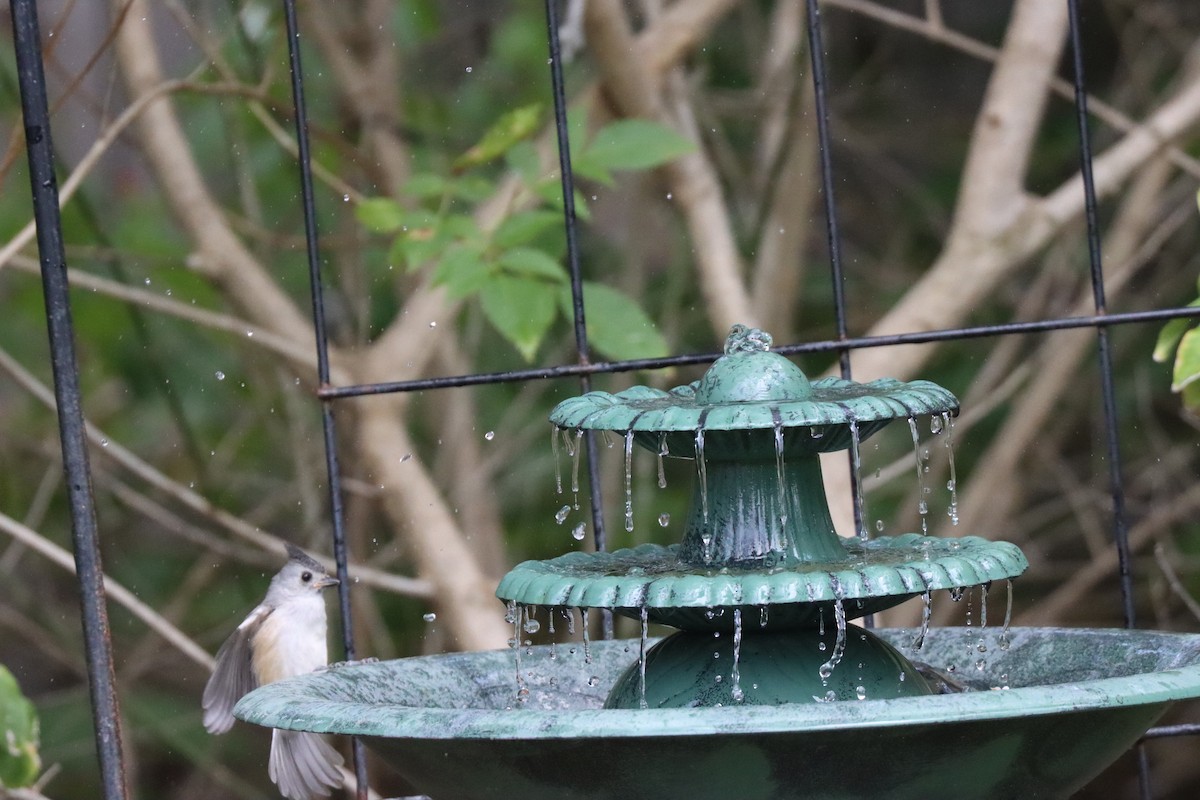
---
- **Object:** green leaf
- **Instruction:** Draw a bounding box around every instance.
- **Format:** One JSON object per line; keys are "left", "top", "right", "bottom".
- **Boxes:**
{"left": 493, "top": 210, "right": 564, "bottom": 249}
{"left": 480, "top": 275, "right": 558, "bottom": 361}
{"left": 1153, "top": 299, "right": 1200, "bottom": 362}
{"left": 506, "top": 141, "right": 542, "bottom": 187}
{"left": 1172, "top": 327, "right": 1200, "bottom": 393}
{"left": 404, "top": 173, "right": 450, "bottom": 199}
{"left": 433, "top": 244, "right": 491, "bottom": 299}
{"left": 0, "top": 665, "right": 40, "bottom": 788}
{"left": 559, "top": 282, "right": 668, "bottom": 361}
{"left": 451, "top": 175, "right": 495, "bottom": 202}
{"left": 583, "top": 119, "right": 694, "bottom": 173}
{"left": 496, "top": 247, "right": 567, "bottom": 282}
{"left": 1183, "top": 379, "right": 1200, "bottom": 414}
{"left": 567, "top": 107, "right": 588, "bottom": 155}
{"left": 454, "top": 103, "right": 543, "bottom": 172}
{"left": 356, "top": 197, "right": 406, "bottom": 233}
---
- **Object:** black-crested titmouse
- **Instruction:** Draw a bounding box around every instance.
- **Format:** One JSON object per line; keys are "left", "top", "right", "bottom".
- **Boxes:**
{"left": 203, "top": 544, "right": 344, "bottom": 799}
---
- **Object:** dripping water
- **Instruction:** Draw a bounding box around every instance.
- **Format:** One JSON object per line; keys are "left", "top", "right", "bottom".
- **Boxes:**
{"left": 773, "top": 422, "right": 788, "bottom": 532}
{"left": 510, "top": 602, "right": 528, "bottom": 703}
{"left": 1000, "top": 580, "right": 1013, "bottom": 651}
{"left": 581, "top": 608, "right": 592, "bottom": 665}
{"left": 848, "top": 419, "right": 866, "bottom": 539}
{"left": 569, "top": 429, "right": 584, "bottom": 510}
{"left": 548, "top": 606, "right": 557, "bottom": 660}
{"left": 942, "top": 412, "right": 960, "bottom": 525}
{"left": 565, "top": 607, "right": 576, "bottom": 636}
{"left": 818, "top": 598, "right": 847, "bottom": 681}
{"left": 551, "top": 425, "right": 563, "bottom": 495}
{"left": 908, "top": 417, "right": 929, "bottom": 534}
{"left": 657, "top": 433, "right": 668, "bottom": 489}
{"left": 912, "top": 589, "right": 932, "bottom": 650}
{"left": 624, "top": 430, "right": 635, "bottom": 533}
{"left": 759, "top": 605, "right": 769, "bottom": 628}
{"left": 695, "top": 427, "right": 709, "bottom": 524}
{"left": 639, "top": 606, "right": 649, "bottom": 709}
{"left": 731, "top": 608, "right": 744, "bottom": 703}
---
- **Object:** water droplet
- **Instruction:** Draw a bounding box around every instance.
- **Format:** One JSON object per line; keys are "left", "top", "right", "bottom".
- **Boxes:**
{"left": 658, "top": 513, "right": 670, "bottom": 527}
{"left": 343, "top": 193, "right": 350, "bottom": 202}
{"left": 523, "top": 618, "right": 541, "bottom": 634}
{"left": 422, "top": 612, "right": 436, "bottom": 622}
{"left": 484, "top": 430, "right": 495, "bottom": 441}
{"left": 215, "top": 371, "right": 226, "bottom": 380}
{"left": 429, "top": 321, "right": 437, "bottom": 328}
{"left": 571, "top": 523, "right": 586, "bottom": 541}
{"left": 99, "top": 438, "right": 109, "bottom": 447}
{"left": 587, "top": 675, "right": 599, "bottom": 687}
{"left": 465, "top": 66, "right": 473, "bottom": 73}
{"left": 400, "top": 453, "right": 412, "bottom": 463}
{"left": 855, "top": 685, "right": 867, "bottom": 700}
{"left": 874, "top": 520, "right": 884, "bottom": 532}
{"left": 555, "top": 505, "right": 571, "bottom": 524}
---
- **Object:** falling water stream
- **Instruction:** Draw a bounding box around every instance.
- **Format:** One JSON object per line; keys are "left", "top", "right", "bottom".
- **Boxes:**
{"left": 731, "top": 608, "right": 745, "bottom": 702}
{"left": 908, "top": 417, "right": 930, "bottom": 535}
{"left": 848, "top": 419, "right": 865, "bottom": 538}
{"left": 624, "top": 430, "right": 635, "bottom": 532}
{"left": 657, "top": 433, "right": 668, "bottom": 488}
{"left": 551, "top": 425, "right": 563, "bottom": 495}
{"left": 773, "top": 422, "right": 788, "bottom": 531}
{"left": 817, "top": 597, "right": 847, "bottom": 682}
{"left": 639, "top": 606, "right": 649, "bottom": 709}
{"left": 569, "top": 429, "right": 583, "bottom": 510}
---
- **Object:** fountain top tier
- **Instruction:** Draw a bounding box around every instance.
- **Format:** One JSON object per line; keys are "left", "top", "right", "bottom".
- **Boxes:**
{"left": 497, "top": 326, "right": 1027, "bottom": 631}
{"left": 551, "top": 325, "right": 958, "bottom": 455}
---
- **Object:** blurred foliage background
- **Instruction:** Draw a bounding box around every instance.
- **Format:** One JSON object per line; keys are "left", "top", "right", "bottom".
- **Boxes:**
{"left": 1, "top": 0, "right": 1200, "bottom": 797}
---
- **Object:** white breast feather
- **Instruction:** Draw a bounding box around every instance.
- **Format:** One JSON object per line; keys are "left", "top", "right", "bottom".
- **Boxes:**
{"left": 251, "top": 593, "right": 329, "bottom": 685}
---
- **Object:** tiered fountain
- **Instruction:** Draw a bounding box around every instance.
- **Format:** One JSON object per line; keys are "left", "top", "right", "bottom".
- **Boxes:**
{"left": 236, "top": 326, "right": 1200, "bottom": 800}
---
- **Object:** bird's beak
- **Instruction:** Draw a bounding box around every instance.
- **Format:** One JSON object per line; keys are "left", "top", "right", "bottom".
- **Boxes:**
{"left": 314, "top": 575, "right": 339, "bottom": 589}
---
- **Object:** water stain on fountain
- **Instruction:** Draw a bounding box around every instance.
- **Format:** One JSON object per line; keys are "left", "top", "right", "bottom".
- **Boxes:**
{"left": 234, "top": 326, "right": 1200, "bottom": 800}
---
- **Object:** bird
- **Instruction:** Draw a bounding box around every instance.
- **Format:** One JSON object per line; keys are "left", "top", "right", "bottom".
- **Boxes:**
{"left": 202, "top": 544, "right": 345, "bottom": 800}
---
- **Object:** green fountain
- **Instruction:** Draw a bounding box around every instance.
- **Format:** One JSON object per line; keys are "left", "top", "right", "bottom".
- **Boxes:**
{"left": 235, "top": 326, "right": 1200, "bottom": 800}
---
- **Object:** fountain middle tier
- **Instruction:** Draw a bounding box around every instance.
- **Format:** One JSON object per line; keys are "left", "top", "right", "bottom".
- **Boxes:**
{"left": 496, "top": 533, "right": 1026, "bottom": 632}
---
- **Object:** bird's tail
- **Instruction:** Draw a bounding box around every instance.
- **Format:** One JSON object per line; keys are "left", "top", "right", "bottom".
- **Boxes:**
{"left": 268, "top": 729, "right": 345, "bottom": 800}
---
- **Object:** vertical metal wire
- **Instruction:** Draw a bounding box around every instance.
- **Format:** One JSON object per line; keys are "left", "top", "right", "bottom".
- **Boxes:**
{"left": 280, "top": 2, "right": 369, "bottom": 796}
{"left": 805, "top": 0, "right": 870, "bottom": 628}
{"left": 1066, "top": 1, "right": 1148, "bottom": 795}
{"left": 8, "top": 1, "right": 128, "bottom": 797}
{"left": 544, "top": 0, "right": 612, "bottom": 638}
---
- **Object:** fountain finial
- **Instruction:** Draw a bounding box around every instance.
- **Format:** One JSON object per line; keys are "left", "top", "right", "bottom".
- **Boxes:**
{"left": 724, "top": 324, "right": 773, "bottom": 354}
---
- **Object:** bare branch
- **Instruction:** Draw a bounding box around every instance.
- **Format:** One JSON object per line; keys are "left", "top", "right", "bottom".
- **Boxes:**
{"left": 0, "top": 510, "right": 215, "bottom": 671}
{"left": 111, "top": 0, "right": 314, "bottom": 350}
{"left": 586, "top": 0, "right": 756, "bottom": 336}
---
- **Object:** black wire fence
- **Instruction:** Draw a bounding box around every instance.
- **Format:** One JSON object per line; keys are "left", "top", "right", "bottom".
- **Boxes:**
{"left": 7, "top": 0, "right": 1200, "bottom": 798}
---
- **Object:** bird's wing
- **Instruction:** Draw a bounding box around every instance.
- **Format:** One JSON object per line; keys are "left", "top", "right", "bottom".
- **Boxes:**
{"left": 202, "top": 603, "right": 273, "bottom": 734}
{"left": 269, "top": 729, "right": 344, "bottom": 800}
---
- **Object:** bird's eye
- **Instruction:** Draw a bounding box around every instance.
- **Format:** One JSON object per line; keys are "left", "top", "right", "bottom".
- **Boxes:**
{"left": 301, "top": 571, "right": 312, "bottom": 583}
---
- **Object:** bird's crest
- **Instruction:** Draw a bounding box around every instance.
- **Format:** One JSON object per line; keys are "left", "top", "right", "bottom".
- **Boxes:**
{"left": 283, "top": 543, "right": 326, "bottom": 573}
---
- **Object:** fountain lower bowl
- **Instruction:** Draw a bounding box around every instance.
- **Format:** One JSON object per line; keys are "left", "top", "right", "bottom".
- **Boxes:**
{"left": 234, "top": 627, "right": 1200, "bottom": 800}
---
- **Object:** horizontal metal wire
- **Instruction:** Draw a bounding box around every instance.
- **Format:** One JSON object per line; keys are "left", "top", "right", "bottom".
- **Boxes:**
{"left": 318, "top": 304, "right": 1200, "bottom": 399}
